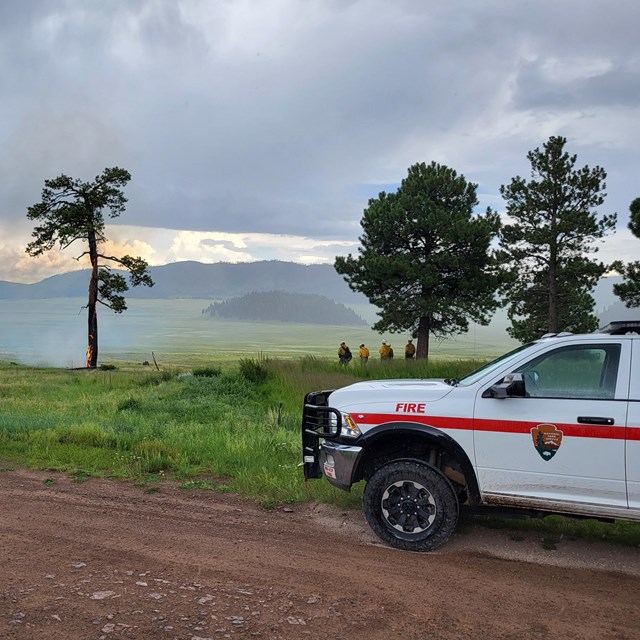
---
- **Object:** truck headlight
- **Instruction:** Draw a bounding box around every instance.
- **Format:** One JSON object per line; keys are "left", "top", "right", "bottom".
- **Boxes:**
{"left": 341, "top": 413, "right": 362, "bottom": 438}
{"left": 328, "top": 412, "right": 339, "bottom": 435}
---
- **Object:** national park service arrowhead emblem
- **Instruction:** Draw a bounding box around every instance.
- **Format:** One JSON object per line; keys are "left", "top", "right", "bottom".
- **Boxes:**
{"left": 531, "top": 424, "right": 563, "bottom": 461}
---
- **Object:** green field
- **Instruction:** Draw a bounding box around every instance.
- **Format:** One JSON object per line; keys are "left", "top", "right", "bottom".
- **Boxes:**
{"left": 0, "top": 298, "right": 518, "bottom": 367}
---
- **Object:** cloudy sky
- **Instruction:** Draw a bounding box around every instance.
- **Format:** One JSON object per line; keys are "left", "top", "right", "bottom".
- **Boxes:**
{"left": 1, "top": 0, "right": 638, "bottom": 283}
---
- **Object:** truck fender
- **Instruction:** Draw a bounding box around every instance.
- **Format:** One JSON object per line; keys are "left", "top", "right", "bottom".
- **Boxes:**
{"left": 355, "top": 421, "right": 480, "bottom": 503}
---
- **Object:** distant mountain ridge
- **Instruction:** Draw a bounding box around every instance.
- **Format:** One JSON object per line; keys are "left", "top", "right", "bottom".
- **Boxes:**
{"left": 2, "top": 264, "right": 637, "bottom": 328}
{"left": 0, "top": 261, "right": 368, "bottom": 305}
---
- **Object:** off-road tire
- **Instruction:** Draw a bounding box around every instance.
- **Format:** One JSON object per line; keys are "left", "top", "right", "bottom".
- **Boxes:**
{"left": 363, "top": 460, "right": 459, "bottom": 552}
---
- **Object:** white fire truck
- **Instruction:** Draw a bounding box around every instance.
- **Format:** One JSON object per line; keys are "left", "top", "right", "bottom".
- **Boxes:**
{"left": 302, "top": 322, "right": 640, "bottom": 551}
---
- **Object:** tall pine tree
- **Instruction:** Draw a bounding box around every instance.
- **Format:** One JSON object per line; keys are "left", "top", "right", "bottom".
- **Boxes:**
{"left": 26, "top": 167, "right": 153, "bottom": 367}
{"left": 498, "top": 137, "right": 615, "bottom": 343}
{"left": 612, "top": 197, "right": 640, "bottom": 306}
{"left": 335, "top": 161, "right": 501, "bottom": 361}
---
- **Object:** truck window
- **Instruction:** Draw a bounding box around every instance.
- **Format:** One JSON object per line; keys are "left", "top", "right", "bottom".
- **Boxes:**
{"left": 516, "top": 344, "right": 620, "bottom": 399}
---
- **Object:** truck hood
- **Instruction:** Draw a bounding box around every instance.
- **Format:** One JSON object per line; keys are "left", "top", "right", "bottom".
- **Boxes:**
{"left": 329, "top": 379, "right": 455, "bottom": 410}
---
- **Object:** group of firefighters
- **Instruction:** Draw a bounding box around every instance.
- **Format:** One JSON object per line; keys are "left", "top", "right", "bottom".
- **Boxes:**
{"left": 338, "top": 339, "right": 415, "bottom": 365}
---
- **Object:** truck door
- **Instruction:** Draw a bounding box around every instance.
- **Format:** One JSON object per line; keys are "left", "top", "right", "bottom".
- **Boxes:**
{"left": 473, "top": 340, "right": 630, "bottom": 508}
{"left": 626, "top": 342, "right": 640, "bottom": 509}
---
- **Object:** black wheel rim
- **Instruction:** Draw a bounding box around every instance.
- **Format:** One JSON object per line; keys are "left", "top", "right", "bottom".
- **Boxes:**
{"left": 381, "top": 480, "right": 436, "bottom": 535}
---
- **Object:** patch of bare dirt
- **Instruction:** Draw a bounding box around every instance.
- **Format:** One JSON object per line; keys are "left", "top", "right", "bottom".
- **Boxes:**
{"left": 1, "top": 467, "right": 639, "bottom": 639}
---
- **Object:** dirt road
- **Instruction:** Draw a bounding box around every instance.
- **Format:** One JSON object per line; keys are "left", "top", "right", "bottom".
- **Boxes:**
{"left": 1, "top": 467, "right": 639, "bottom": 640}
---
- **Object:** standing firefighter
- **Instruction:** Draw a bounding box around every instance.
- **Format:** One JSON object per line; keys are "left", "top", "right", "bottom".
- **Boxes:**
{"left": 405, "top": 339, "right": 416, "bottom": 359}
{"left": 338, "top": 342, "right": 352, "bottom": 366}
{"left": 379, "top": 340, "right": 391, "bottom": 361}
{"left": 359, "top": 343, "right": 370, "bottom": 365}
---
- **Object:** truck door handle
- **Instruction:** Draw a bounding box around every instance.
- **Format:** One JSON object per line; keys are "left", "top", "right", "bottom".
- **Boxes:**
{"left": 577, "top": 416, "right": 615, "bottom": 426}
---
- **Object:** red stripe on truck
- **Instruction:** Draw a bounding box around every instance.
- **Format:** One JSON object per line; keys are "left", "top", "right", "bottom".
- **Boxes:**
{"left": 352, "top": 413, "right": 629, "bottom": 440}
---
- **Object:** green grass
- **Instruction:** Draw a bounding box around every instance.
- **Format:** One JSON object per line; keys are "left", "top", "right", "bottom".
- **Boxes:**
{"left": 179, "top": 479, "right": 215, "bottom": 490}
{"left": 0, "top": 358, "right": 364, "bottom": 509}
{"left": 1, "top": 356, "right": 639, "bottom": 547}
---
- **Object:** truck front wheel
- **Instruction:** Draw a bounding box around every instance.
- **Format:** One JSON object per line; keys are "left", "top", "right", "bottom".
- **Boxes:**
{"left": 363, "top": 460, "right": 459, "bottom": 552}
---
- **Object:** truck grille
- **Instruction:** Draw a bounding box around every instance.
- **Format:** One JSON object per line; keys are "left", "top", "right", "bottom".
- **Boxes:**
{"left": 301, "top": 390, "right": 340, "bottom": 479}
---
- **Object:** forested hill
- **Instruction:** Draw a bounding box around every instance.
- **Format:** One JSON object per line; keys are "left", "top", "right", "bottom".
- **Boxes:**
{"left": 0, "top": 261, "right": 368, "bottom": 305}
{"left": 202, "top": 291, "right": 368, "bottom": 326}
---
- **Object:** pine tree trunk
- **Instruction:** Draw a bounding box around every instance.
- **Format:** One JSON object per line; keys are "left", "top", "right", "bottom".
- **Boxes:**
{"left": 87, "top": 230, "right": 99, "bottom": 368}
{"left": 548, "top": 222, "right": 559, "bottom": 333}
{"left": 416, "top": 316, "right": 431, "bottom": 361}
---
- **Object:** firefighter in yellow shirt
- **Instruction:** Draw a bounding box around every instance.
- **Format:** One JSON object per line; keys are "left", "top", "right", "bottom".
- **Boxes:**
{"left": 405, "top": 339, "right": 416, "bottom": 359}
{"left": 338, "top": 342, "right": 352, "bottom": 366}
{"left": 359, "top": 343, "right": 370, "bottom": 365}
{"left": 379, "top": 340, "right": 391, "bottom": 361}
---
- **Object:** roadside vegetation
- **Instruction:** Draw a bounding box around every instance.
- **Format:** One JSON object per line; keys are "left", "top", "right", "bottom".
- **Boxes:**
{"left": 1, "top": 357, "right": 638, "bottom": 547}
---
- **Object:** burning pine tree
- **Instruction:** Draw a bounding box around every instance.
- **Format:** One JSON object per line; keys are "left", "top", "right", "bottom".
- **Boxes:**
{"left": 25, "top": 167, "right": 153, "bottom": 368}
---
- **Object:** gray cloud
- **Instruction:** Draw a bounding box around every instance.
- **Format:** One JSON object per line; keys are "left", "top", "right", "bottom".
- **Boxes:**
{"left": 1, "top": 0, "right": 639, "bottom": 256}
{"left": 514, "top": 63, "right": 640, "bottom": 111}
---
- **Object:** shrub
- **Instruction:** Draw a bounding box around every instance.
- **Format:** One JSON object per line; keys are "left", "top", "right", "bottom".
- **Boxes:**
{"left": 192, "top": 366, "right": 222, "bottom": 378}
{"left": 239, "top": 357, "right": 269, "bottom": 384}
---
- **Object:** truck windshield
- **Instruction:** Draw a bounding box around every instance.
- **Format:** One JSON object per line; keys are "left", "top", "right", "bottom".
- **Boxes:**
{"left": 456, "top": 343, "right": 535, "bottom": 386}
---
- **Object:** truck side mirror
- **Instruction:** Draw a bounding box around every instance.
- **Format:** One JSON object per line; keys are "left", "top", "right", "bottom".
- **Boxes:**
{"left": 485, "top": 372, "right": 526, "bottom": 399}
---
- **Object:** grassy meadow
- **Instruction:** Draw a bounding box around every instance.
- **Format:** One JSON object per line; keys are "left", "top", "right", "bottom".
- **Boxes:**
{"left": 0, "top": 298, "right": 518, "bottom": 367}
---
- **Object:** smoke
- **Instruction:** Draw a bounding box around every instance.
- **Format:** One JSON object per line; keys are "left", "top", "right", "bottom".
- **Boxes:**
{"left": 0, "top": 299, "right": 86, "bottom": 367}
{"left": 0, "top": 297, "right": 200, "bottom": 367}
